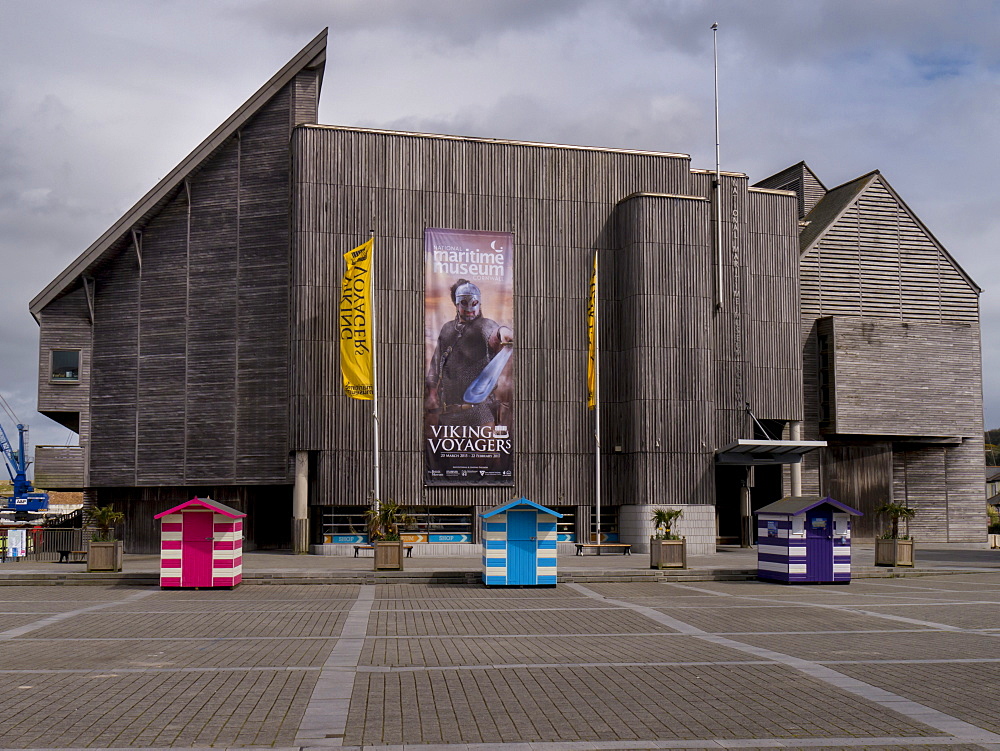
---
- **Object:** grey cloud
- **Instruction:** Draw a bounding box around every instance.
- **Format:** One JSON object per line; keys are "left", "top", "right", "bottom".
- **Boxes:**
{"left": 237, "top": 0, "right": 587, "bottom": 44}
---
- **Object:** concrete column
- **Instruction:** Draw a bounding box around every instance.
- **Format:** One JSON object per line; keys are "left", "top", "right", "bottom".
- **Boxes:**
{"left": 789, "top": 420, "right": 803, "bottom": 497}
{"left": 292, "top": 451, "right": 309, "bottom": 554}
{"left": 575, "top": 505, "right": 590, "bottom": 544}
{"left": 740, "top": 484, "right": 753, "bottom": 548}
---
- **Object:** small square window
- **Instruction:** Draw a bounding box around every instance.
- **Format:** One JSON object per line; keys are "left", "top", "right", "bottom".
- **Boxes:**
{"left": 50, "top": 350, "right": 80, "bottom": 382}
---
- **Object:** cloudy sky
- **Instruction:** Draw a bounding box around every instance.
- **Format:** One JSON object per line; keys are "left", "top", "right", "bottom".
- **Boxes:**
{"left": 1, "top": 0, "right": 999, "bottom": 453}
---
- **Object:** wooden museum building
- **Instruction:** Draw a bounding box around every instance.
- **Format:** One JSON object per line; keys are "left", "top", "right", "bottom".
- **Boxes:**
{"left": 30, "top": 31, "right": 985, "bottom": 554}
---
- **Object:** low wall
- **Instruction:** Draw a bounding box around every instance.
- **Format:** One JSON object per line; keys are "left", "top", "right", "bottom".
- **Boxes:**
{"left": 311, "top": 542, "right": 480, "bottom": 557}
{"left": 618, "top": 504, "right": 716, "bottom": 555}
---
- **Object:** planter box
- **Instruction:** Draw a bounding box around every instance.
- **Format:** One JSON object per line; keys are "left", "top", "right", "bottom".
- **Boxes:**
{"left": 87, "top": 540, "right": 123, "bottom": 572}
{"left": 650, "top": 538, "right": 686, "bottom": 569}
{"left": 874, "top": 538, "right": 914, "bottom": 567}
{"left": 374, "top": 540, "right": 404, "bottom": 571}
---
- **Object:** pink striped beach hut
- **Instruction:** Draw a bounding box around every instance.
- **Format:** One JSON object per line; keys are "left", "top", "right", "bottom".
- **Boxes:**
{"left": 153, "top": 497, "right": 246, "bottom": 588}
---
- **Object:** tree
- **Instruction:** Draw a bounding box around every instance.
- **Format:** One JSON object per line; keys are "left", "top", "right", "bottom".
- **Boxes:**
{"left": 650, "top": 507, "right": 683, "bottom": 540}
{"left": 874, "top": 502, "right": 915, "bottom": 540}
{"left": 985, "top": 429, "right": 1000, "bottom": 465}
{"left": 365, "top": 500, "right": 414, "bottom": 542}
{"left": 86, "top": 505, "right": 124, "bottom": 542}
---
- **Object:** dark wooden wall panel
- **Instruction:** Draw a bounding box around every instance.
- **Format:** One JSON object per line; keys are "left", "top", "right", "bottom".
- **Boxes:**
{"left": 36, "top": 286, "right": 92, "bottom": 468}
{"left": 186, "top": 137, "right": 239, "bottom": 482}
{"left": 821, "top": 442, "right": 892, "bottom": 538}
{"left": 77, "top": 76, "right": 303, "bottom": 488}
{"left": 136, "top": 193, "right": 188, "bottom": 483}
{"left": 291, "top": 128, "right": 806, "bottom": 511}
{"left": 90, "top": 244, "right": 140, "bottom": 485}
{"left": 827, "top": 318, "right": 981, "bottom": 437}
{"left": 291, "top": 128, "right": 708, "bottom": 508}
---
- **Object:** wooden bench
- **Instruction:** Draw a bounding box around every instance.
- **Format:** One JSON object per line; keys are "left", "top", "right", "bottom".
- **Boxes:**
{"left": 354, "top": 545, "right": 413, "bottom": 558}
{"left": 57, "top": 550, "right": 88, "bottom": 563}
{"left": 575, "top": 543, "right": 632, "bottom": 556}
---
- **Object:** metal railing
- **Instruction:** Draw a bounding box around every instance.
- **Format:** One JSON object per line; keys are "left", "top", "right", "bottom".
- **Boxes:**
{"left": 0, "top": 528, "right": 84, "bottom": 562}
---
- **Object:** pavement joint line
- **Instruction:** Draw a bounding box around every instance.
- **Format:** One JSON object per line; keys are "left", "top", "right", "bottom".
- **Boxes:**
{"left": 349, "top": 654, "right": 1000, "bottom": 672}
{"left": 0, "top": 589, "right": 155, "bottom": 640}
{"left": 0, "top": 742, "right": 988, "bottom": 751}
{"left": 355, "top": 660, "right": 772, "bottom": 672}
{"left": 0, "top": 666, "right": 323, "bottom": 674}
{"left": 739, "top": 599, "right": 995, "bottom": 634}
{"left": 656, "top": 582, "right": 1000, "bottom": 634}
{"left": 569, "top": 582, "right": 1000, "bottom": 745}
{"left": 372, "top": 607, "right": 620, "bottom": 612}
{"left": 304, "top": 738, "right": 1000, "bottom": 750}
{"left": 359, "top": 628, "right": 935, "bottom": 639}
{"left": 8, "top": 635, "right": 344, "bottom": 641}
{"left": 294, "top": 585, "right": 374, "bottom": 747}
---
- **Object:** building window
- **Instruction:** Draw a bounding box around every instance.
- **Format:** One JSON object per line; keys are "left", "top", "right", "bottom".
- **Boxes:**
{"left": 549, "top": 506, "right": 576, "bottom": 542}
{"left": 50, "top": 350, "right": 80, "bottom": 382}
{"left": 316, "top": 505, "right": 476, "bottom": 544}
{"left": 817, "top": 334, "right": 831, "bottom": 426}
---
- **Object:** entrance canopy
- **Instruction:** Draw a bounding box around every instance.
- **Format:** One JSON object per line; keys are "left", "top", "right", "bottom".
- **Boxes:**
{"left": 716, "top": 439, "right": 827, "bottom": 466}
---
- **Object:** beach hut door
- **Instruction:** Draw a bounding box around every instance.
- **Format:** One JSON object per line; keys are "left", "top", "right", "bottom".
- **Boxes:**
{"left": 805, "top": 509, "right": 833, "bottom": 582}
{"left": 181, "top": 512, "right": 214, "bottom": 587}
{"left": 507, "top": 510, "right": 537, "bottom": 585}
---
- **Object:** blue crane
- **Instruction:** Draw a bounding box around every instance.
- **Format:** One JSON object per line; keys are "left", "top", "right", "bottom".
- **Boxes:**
{"left": 0, "top": 395, "right": 49, "bottom": 512}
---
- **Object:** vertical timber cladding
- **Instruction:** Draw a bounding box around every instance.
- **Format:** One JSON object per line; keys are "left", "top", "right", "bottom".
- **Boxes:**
{"left": 609, "top": 194, "right": 716, "bottom": 505}
{"left": 424, "top": 229, "right": 515, "bottom": 486}
{"left": 292, "top": 125, "right": 694, "bottom": 507}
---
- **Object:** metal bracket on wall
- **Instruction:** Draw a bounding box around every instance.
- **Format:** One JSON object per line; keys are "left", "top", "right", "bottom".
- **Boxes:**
{"left": 131, "top": 228, "right": 142, "bottom": 271}
{"left": 82, "top": 275, "right": 95, "bottom": 324}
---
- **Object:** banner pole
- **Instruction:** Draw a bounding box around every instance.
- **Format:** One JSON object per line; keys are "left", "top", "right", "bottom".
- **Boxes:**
{"left": 370, "top": 231, "right": 380, "bottom": 514}
{"left": 594, "top": 249, "right": 602, "bottom": 543}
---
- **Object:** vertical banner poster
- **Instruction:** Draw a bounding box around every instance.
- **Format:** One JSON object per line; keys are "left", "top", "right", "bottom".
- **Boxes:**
{"left": 339, "top": 238, "right": 374, "bottom": 399}
{"left": 424, "top": 228, "right": 514, "bottom": 486}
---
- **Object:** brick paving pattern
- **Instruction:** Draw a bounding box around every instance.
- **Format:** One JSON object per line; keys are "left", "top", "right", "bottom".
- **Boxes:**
{"left": 2, "top": 570, "right": 1000, "bottom": 748}
{"left": 363, "top": 633, "right": 758, "bottom": 667}
{"left": 346, "top": 663, "right": 940, "bottom": 745}
{"left": 835, "top": 662, "right": 1000, "bottom": 736}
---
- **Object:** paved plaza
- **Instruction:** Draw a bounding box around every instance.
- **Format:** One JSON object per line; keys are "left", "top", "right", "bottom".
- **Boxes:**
{"left": 2, "top": 557, "right": 1000, "bottom": 750}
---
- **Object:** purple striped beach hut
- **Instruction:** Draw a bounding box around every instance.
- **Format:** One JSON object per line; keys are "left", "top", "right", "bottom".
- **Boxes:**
{"left": 755, "top": 496, "right": 862, "bottom": 584}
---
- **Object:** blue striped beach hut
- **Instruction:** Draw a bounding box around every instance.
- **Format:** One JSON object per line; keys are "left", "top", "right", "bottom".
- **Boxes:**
{"left": 755, "top": 496, "right": 862, "bottom": 584}
{"left": 481, "top": 498, "right": 562, "bottom": 586}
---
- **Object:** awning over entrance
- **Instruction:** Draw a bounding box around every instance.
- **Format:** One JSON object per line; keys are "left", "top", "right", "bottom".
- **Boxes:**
{"left": 716, "top": 439, "right": 827, "bottom": 466}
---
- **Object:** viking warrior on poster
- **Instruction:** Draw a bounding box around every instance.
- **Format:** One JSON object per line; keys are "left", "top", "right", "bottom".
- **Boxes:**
{"left": 423, "top": 228, "right": 515, "bottom": 486}
{"left": 425, "top": 278, "right": 514, "bottom": 429}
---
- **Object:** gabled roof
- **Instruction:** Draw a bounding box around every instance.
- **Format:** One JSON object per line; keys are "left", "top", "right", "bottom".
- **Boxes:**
{"left": 799, "top": 171, "right": 876, "bottom": 251}
{"left": 481, "top": 497, "right": 563, "bottom": 519}
{"left": 755, "top": 495, "right": 862, "bottom": 516}
{"left": 29, "top": 29, "right": 328, "bottom": 319}
{"left": 800, "top": 170, "right": 981, "bottom": 293}
{"left": 153, "top": 496, "right": 246, "bottom": 519}
{"left": 753, "top": 162, "right": 827, "bottom": 218}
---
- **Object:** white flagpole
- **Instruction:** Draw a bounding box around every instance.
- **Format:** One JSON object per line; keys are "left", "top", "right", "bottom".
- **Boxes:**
{"left": 712, "top": 22, "right": 723, "bottom": 311}
{"left": 594, "top": 249, "right": 602, "bottom": 543}
{"left": 370, "top": 231, "right": 381, "bottom": 513}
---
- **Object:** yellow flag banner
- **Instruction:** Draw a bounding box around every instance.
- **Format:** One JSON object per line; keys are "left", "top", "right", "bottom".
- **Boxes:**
{"left": 587, "top": 250, "right": 597, "bottom": 410}
{"left": 340, "top": 238, "right": 374, "bottom": 400}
